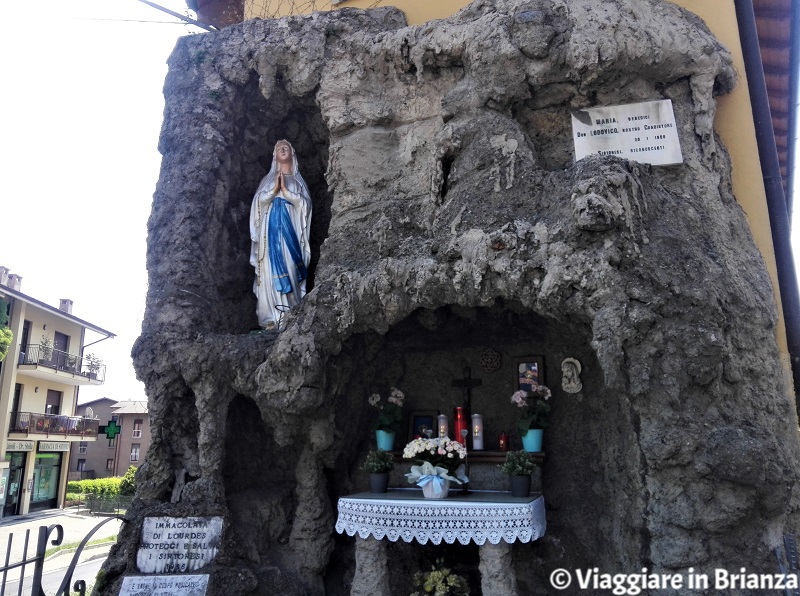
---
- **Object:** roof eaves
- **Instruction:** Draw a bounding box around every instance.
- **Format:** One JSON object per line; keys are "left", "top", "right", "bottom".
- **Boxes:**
{"left": 0, "top": 283, "right": 116, "bottom": 338}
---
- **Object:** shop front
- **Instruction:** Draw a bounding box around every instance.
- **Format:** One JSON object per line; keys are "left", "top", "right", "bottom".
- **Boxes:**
{"left": 29, "top": 442, "right": 69, "bottom": 512}
{"left": 3, "top": 440, "right": 34, "bottom": 517}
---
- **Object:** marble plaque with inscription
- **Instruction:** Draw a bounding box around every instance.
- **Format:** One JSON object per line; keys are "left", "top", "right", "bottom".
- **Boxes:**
{"left": 120, "top": 574, "right": 209, "bottom": 596}
{"left": 571, "top": 99, "right": 683, "bottom": 166}
{"left": 137, "top": 516, "right": 223, "bottom": 574}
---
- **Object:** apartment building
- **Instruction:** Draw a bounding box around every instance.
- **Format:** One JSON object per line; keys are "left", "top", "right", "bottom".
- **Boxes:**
{"left": 68, "top": 397, "right": 118, "bottom": 480}
{"left": 110, "top": 401, "right": 150, "bottom": 476}
{"left": 68, "top": 398, "right": 150, "bottom": 479}
{"left": 0, "top": 267, "right": 114, "bottom": 517}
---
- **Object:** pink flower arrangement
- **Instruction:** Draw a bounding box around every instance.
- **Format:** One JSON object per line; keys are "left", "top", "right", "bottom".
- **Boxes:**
{"left": 369, "top": 387, "right": 405, "bottom": 432}
{"left": 511, "top": 384, "right": 551, "bottom": 434}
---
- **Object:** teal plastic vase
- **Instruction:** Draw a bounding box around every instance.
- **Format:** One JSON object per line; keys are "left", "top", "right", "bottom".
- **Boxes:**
{"left": 521, "top": 429, "right": 543, "bottom": 452}
{"left": 376, "top": 430, "right": 395, "bottom": 451}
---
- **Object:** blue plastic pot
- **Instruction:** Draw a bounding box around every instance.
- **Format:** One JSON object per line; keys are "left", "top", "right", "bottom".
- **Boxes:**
{"left": 375, "top": 430, "right": 395, "bottom": 451}
{"left": 521, "top": 429, "right": 543, "bottom": 452}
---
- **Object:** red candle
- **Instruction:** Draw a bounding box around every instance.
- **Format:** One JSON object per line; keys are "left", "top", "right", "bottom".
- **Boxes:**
{"left": 454, "top": 407, "right": 468, "bottom": 447}
{"left": 499, "top": 431, "right": 509, "bottom": 452}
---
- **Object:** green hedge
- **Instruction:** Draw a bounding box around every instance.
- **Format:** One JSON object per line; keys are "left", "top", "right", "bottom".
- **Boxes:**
{"left": 66, "top": 477, "right": 122, "bottom": 496}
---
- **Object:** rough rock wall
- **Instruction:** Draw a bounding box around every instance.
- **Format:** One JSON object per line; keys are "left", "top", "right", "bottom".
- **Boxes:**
{"left": 100, "top": 0, "right": 800, "bottom": 594}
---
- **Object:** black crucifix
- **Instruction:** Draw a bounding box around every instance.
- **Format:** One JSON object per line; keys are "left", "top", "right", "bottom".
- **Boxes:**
{"left": 452, "top": 366, "right": 482, "bottom": 411}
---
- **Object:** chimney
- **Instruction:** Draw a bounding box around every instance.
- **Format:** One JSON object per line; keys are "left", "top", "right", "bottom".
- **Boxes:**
{"left": 0, "top": 266, "right": 8, "bottom": 286}
{"left": 59, "top": 299, "right": 74, "bottom": 314}
{"left": 7, "top": 274, "right": 22, "bottom": 291}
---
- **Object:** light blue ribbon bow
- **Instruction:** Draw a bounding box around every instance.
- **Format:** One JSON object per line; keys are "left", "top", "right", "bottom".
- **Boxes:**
{"left": 405, "top": 461, "right": 465, "bottom": 490}
{"left": 416, "top": 474, "right": 447, "bottom": 490}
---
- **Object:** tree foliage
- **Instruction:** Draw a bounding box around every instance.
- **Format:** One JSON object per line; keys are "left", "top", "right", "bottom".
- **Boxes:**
{"left": 119, "top": 465, "right": 138, "bottom": 496}
{"left": 0, "top": 327, "right": 11, "bottom": 363}
{"left": 0, "top": 299, "right": 10, "bottom": 362}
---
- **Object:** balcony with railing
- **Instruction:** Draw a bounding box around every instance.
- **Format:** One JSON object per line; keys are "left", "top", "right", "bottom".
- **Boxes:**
{"left": 16, "top": 345, "right": 106, "bottom": 385}
{"left": 8, "top": 412, "right": 99, "bottom": 439}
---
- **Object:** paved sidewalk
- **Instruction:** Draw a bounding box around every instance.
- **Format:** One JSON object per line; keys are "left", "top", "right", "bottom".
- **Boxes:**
{"left": 0, "top": 509, "right": 123, "bottom": 576}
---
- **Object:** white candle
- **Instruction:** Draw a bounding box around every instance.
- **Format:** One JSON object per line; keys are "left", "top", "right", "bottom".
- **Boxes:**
{"left": 438, "top": 414, "right": 449, "bottom": 438}
{"left": 471, "top": 414, "right": 484, "bottom": 450}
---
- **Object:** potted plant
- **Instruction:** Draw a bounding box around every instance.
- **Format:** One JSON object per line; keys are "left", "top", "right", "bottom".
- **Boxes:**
{"left": 40, "top": 335, "right": 53, "bottom": 361}
{"left": 499, "top": 450, "right": 537, "bottom": 497}
{"left": 510, "top": 384, "right": 551, "bottom": 452}
{"left": 65, "top": 353, "right": 78, "bottom": 371}
{"left": 402, "top": 436, "right": 468, "bottom": 498}
{"left": 411, "top": 558, "right": 469, "bottom": 596}
{"left": 85, "top": 353, "right": 103, "bottom": 378}
{"left": 362, "top": 449, "right": 394, "bottom": 493}
{"left": 368, "top": 387, "right": 405, "bottom": 450}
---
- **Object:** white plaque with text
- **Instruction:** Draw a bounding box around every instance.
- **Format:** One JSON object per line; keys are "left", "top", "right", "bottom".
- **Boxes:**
{"left": 120, "top": 574, "right": 209, "bottom": 596}
{"left": 6, "top": 440, "right": 34, "bottom": 451}
{"left": 137, "top": 517, "right": 223, "bottom": 574}
{"left": 571, "top": 99, "right": 683, "bottom": 165}
{"left": 38, "top": 441, "right": 70, "bottom": 452}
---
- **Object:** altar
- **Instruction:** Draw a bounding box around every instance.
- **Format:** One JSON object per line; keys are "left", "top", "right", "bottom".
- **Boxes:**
{"left": 335, "top": 489, "right": 546, "bottom": 595}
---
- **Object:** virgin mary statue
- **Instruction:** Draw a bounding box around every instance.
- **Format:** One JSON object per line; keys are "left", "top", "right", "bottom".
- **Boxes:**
{"left": 249, "top": 140, "right": 312, "bottom": 329}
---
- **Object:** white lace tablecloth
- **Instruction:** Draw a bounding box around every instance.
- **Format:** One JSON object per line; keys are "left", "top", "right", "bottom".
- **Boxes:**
{"left": 335, "top": 489, "right": 546, "bottom": 545}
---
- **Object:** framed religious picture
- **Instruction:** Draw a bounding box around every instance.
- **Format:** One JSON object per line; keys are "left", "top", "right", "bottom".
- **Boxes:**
{"left": 408, "top": 410, "right": 439, "bottom": 441}
{"left": 516, "top": 356, "right": 545, "bottom": 391}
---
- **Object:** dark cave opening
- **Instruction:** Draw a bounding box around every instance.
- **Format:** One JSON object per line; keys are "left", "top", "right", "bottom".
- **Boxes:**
{"left": 223, "top": 394, "right": 294, "bottom": 562}
{"left": 323, "top": 302, "right": 641, "bottom": 590}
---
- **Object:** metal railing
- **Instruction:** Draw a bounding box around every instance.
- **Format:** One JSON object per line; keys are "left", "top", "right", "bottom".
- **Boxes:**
{"left": 18, "top": 345, "right": 106, "bottom": 383}
{"left": 8, "top": 412, "right": 99, "bottom": 438}
{"left": 88, "top": 495, "right": 133, "bottom": 516}
{"left": 0, "top": 516, "right": 122, "bottom": 596}
{"left": 1, "top": 524, "right": 52, "bottom": 596}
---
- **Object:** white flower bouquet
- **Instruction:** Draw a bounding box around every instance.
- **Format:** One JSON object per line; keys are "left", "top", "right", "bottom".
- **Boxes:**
{"left": 403, "top": 437, "right": 468, "bottom": 496}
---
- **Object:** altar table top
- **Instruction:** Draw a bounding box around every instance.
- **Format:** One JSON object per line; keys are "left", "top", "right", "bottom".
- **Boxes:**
{"left": 335, "top": 489, "right": 546, "bottom": 545}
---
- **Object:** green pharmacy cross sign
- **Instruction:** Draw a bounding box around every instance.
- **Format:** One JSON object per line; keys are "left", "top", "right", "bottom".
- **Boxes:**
{"left": 102, "top": 420, "right": 121, "bottom": 439}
